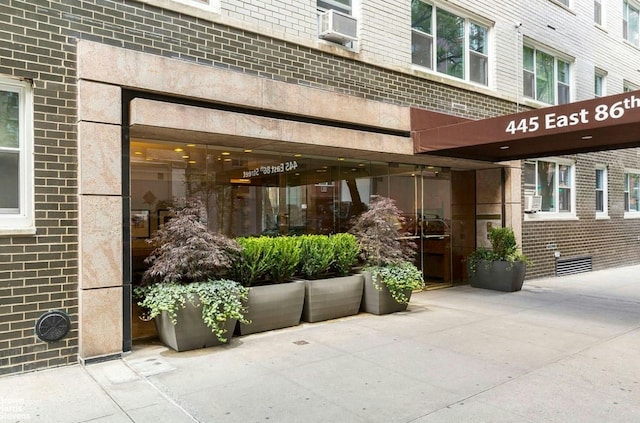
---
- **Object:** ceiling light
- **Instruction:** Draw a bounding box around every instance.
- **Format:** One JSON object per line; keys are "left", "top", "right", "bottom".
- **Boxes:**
{"left": 581, "top": 135, "right": 593, "bottom": 140}
{"left": 182, "top": 155, "right": 189, "bottom": 159}
{"left": 221, "top": 152, "right": 231, "bottom": 156}
{"left": 174, "top": 148, "right": 184, "bottom": 152}
{"left": 188, "top": 160, "right": 196, "bottom": 164}
{"left": 500, "top": 146, "right": 510, "bottom": 150}
{"left": 244, "top": 149, "right": 253, "bottom": 153}
{"left": 294, "top": 154, "right": 302, "bottom": 158}
{"left": 134, "top": 151, "right": 143, "bottom": 155}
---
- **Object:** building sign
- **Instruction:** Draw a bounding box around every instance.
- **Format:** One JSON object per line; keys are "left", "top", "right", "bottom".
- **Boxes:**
{"left": 505, "top": 95, "right": 640, "bottom": 135}
{"left": 242, "top": 160, "right": 298, "bottom": 178}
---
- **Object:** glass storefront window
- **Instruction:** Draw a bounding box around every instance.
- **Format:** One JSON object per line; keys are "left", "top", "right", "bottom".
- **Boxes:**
{"left": 130, "top": 140, "right": 455, "bottom": 289}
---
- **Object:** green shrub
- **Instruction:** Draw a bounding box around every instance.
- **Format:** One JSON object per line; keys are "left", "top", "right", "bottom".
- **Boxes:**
{"left": 233, "top": 236, "right": 277, "bottom": 286}
{"left": 365, "top": 262, "right": 424, "bottom": 304}
{"left": 297, "top": 235, "right": 334, "bottom": 279}
{"left": 330, "top": 233, "right": 360, "bottom": 276}
{"left": 134, "top": 279, "right": 249, "bottom": 342}
{"left": 467, "top": 227, "right": 529, "bottom": 273}
{"left": 268, "top": 236, "right": 301, "bottom": 283}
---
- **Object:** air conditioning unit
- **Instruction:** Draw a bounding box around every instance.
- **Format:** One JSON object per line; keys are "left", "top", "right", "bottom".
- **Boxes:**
{"left": 524, "top": 195, "right": 542, "bottom": 213}
{"left": 319, "top": 9, "right": 358, "bottom": 45}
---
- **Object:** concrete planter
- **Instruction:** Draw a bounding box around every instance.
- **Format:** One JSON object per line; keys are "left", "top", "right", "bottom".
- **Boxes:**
{"left": 155, "top": 301, "right": 236, "bottom": 352}
{"left": 361, "top": 271, "right": 411, "bottom": 315}
{"left": 302, "top": 274, "right": 364, "bottom": 323}
{"left": 239, "top": 280, "right": 305, "bottom": 335}
{"left": 468, "top": 260, "right": 526, "bottom": 292}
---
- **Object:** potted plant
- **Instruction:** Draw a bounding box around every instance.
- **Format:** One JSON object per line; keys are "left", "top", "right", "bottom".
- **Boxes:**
{"left": 134, "top": 198, "right": 249, "bottom": 351}
{"left": 233, "top": 236, "right": 306, "bottom": 336}
{"left": 466, "top": 226, "right": 529, "bottom": 292}
{"left": 300, "top": 233, "right": 363, "bottom": 323}
{"left": 349, "top": 196, "right": 424, "bottom": 315}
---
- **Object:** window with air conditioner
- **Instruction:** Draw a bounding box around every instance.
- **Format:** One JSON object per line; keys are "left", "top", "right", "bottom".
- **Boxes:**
{"left": 411, "top": 0, "right": 490, "bottom": 86}
{"left": 524, "top": 159, "right": 575, "bottom": 219}
{"left": 317, "top": 0, "right": 357, "bottom": 45}
{"left": 0, "top": 77, "right": 34, "bottom": 235}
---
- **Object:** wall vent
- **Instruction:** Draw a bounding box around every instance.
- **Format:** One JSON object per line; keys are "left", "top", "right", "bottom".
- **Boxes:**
{"left": 556, "top": 256, "right": 592, "bottom": 276}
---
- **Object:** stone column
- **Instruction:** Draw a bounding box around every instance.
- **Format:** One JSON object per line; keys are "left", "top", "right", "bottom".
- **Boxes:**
{"left": 77, "top": 80, "right": 123, "bottom": 362}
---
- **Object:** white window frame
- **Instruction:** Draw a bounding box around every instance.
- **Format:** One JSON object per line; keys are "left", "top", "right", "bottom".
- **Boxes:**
{"left": 523, "top": 43, "right": 572, "bottom": 105}
{"left": 317, "top": 0, "right": 352, "bottom": 15}
{"left": 624, "top": 170, "right": 640, "bottom": 218}
{"left": 624, "top": 80, "right": 640, "bottom": 92}
{"left": 0, "top": 77, "right": 34, "bottom": 235}
{"left": 595, "top": 165, "right": 608, "bottom": 219}
{"left": 594, "top": 0, "right": 603, "bottom": 26}
{"left": 523, "top": 158, "right": 576, "bottom": 220}
{"left": 411, "top": 1, "right": 491, "bottom": 86}
{"left": 624, "top": 0, "right": 640, "bottom": 47}
{"left": 594, "top": 69, "right": 606, "bottom": 97}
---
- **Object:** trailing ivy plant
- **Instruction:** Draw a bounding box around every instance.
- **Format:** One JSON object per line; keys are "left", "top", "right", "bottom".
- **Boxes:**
{"left": 134, "top": 280, "right": 249, "bottom": 342}
{"left": 365, "top": 262, "right": 424, "bottom": 304}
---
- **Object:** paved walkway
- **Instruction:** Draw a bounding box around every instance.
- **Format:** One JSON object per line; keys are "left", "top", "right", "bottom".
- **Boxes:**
{"left": 3, "top": 265, "right": 640, "bottom": 422}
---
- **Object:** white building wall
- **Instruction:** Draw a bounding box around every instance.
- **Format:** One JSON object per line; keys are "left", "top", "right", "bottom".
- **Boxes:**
{"left": 211, "top": 0, "right": 640, "bottom": 106}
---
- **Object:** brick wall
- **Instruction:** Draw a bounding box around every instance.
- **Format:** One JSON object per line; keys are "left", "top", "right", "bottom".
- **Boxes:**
{"left": 522, "top": 149, "right": 640, "bottom": 279}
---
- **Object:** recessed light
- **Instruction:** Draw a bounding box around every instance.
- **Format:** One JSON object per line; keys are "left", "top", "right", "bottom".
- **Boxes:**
{"left": 581, "top": 135, "right": 593, "bottom": 140}
{"left": 221, "top": 152, "right": 231, "bottom": 156}
{"left": 182, "top": 155, "right": 189, "bottom": 159}
{"left": 224, "top": 158, "right": 232, "bottom": 162}
{"left": 134, "top": 151, "right": 143, "bottom": 155}
{"left": 188, "top": 160, "right": 196, "bottom": 164}
{"left": 174, "top": 147, "right": 184, "bottom": 152}
{"left": 244, "top": 149, "right": 253, "bottom": 153}
{"left": 500, "top": 146, "right": 510, "bottom": 150}
{"left": 294, "top": 154, "right": 302, "bottom": 158}
{"left": 338, "top": 157, "right": 345, "bottom": 161}
{"left": 187, "top": 144, "right": 196, "bottom": 147}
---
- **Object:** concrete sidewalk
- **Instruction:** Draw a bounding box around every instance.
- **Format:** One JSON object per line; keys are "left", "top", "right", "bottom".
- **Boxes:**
{"left": 3, "top": 265, "right": 640, "bottom": 422}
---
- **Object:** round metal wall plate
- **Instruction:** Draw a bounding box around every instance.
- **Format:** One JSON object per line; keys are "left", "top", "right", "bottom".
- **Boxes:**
{"left": 35, "top": 310, "right": 71, "bottom": 342}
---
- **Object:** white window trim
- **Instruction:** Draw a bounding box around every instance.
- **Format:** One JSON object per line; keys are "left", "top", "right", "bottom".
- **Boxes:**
{"left": 411, "top": 1, "right": 493, "bottom": 88}
{"left": 594, "top": 68, "right": 606, "bottom": 97}
{"left": 595, "top": 165, "right": 608, "bottom": 219}
{"left": 522, "top": 41, "right": 574, "bottom": 106}
{"left": 624, "top": 169, "right": 640, "bottom": 219}
{"left": 624, "top": 0, "right": 640, "bottom": 47}
{"left": 524, "top": 158, "right": 577, "bottom": 221}
{"left": 594, "top": 0, "right": 605, "bottom": 28}
{"left": 0, "top": 77, "right": 35, "bottom": 236}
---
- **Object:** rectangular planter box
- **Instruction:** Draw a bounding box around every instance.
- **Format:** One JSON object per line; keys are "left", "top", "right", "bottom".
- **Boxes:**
{"left": 239, "top": 280, "right": 305, "bottom": 335}
{"left": 302, "top": 274, "right": 364, "bottom": 323}
{"left": 468, "top": 260, "right": 527, "bottom": 292}
{"left": 155, "top": 301, "right": 236, "bottom": 352}
{"left": 361, "top": 270, "right": 411, "bottom": 315}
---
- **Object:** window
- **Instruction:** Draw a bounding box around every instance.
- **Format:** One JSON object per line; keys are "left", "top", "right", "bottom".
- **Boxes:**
{"left": 624, "top": 171, "right": 640, "bottom": 213}
{"left": 524, "top": 159, "right": 575, "bottom": 215}
{"left": 624, "top": 80, "right": 639, "bottom": 92}
{"left": 594, "top": 0, "right": 602, "bottom": 25}
{"left": 317, "top": 0, "right": 351, "bottom": 14}
{"left": 0, "top": 78, "right": 34, "bottom": 234}
{"left": 595, "top": 166, "right": 608, "bottom": 217}
{"left": 411, "top": 1, "right": 489, "bottom": 85}
{"left": 624, "top": 1, "right": 640, "bottom": 46}
{"left": 523, "top": 45, "right": 571, "bottom": 104}
{"left": 594, "top": 69, "right": 606, "bottom": 97}
{"left": 556, "top": 0, "right": 569, "bottom": 5}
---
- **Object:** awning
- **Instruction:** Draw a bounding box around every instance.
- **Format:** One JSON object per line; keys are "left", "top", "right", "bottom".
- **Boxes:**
{"left": 412, "top": 90, "right": 640, "bottom": 162}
